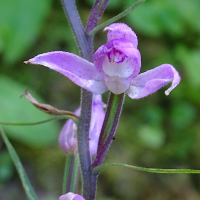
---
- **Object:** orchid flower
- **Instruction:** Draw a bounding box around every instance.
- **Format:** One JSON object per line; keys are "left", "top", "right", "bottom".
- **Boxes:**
{"left": 59, "top": 192, "right": 85, "bottom": 200}
{"left": 58, "top": 95, "right": 105, "bottom": 155}
{"left": 25, "top": 23, "right": 180, "bottom": 98}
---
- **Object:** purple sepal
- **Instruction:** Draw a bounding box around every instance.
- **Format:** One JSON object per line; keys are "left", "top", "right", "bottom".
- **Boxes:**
{"left": 104, "top": 23, "right": 138, "bottom": 48}
{"left": 24, "top": 51, "right": 107, "bottom": 95}
{"left": 126, "top": 64, "right": 181, "bottom": 99}
{"left": 59, "top": 192, "right": 85, "bottom": 200}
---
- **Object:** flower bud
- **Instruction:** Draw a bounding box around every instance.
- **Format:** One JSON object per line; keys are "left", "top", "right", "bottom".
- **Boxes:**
{"left": 59, "top": 95, "right": 105, "bottom": 155}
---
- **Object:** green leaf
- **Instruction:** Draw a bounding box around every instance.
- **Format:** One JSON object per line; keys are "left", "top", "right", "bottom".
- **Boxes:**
{"left": 0, "top": 75, "right": 60, "bottom": 147}
{"left": 0, "top": 128, "right": 38, "bottom": 200}
{"left": 125, "top": 0, "right": 200, "bottom": 37}
{"left": 92, "top": 163, "right": 200, "bottom": 175}
{"left": 89, "top": 0, "right": 146, "bottom": 36}
{"left": 0, "top": 151, "right": 14, "bottom": 181}
{"left": 0, "top": 0, "right": 52, "bottom": 63}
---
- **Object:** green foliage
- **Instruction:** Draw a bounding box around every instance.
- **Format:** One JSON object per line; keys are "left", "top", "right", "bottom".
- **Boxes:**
{"left": 0, "top": 0, "right": 52, "bottom": 63}
{"left": 0, "top": 76, "right": 59, "bottom": 147}
{"left": 175, "top": 45, "right": 200, "bottom": 88}
{"left": 125, "top": 0, "right": 200, "bottom": 37}
{"left": 137, "top": 125, "right": 165, "bottom": 149}
{"left": 0, "top": 128, "right": 38, "bottom": 200}
{"left": 0, "top": 151, "right": 14, "bottom": 181}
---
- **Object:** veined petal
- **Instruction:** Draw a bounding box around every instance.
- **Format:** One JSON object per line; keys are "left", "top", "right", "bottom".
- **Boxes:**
{"left": 25, "top": 51, "right": 107, "bottom": 94}
{"left": 126, "top": 64, "right": 181, "bottom": 99}
{"left": 94, "top": 40, "right": 141, "bottom": 79}
{"left": 104, "top": 23, "right": 138, "bottom": 48}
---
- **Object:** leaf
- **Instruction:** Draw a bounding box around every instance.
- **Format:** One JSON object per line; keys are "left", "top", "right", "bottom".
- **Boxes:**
{"left": 0, "top": 75, "right": 60, "bottom": 147}
{"left": 0, "top": 128, "right": 38, "bottom": 200}
{"left": 125, "top": 0, "right": 200, "bottom": 37}
{"left": 92, "top": 163, "right": 200, "bottom": 175}
{"left": 0, "top": 151, "right": 14, "bottom": 181}
{"left": 0, "top": 0, "right": 52, "bottom": 63}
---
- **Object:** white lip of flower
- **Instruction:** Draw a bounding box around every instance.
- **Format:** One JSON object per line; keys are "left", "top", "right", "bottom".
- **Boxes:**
{"left": 103, "top": 56, "right": 134, "bottom": 78}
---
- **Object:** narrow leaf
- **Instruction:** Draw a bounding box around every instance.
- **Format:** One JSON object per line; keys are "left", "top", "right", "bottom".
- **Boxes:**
{"left": 92, "top": 163, "right": 200, "bottom": 175}
{"left": 0, "top": 115, "right": 77, "bottom": 126}
{"left": 0, "top": 127, "right": 38, "bottom": 200}
{"left": 89, "top": 0, "right": 146, "bottom": 36}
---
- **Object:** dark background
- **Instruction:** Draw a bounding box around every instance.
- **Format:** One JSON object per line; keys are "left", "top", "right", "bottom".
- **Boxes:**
{"left": 0, "top": 0, "right": 200, "bottom": 199}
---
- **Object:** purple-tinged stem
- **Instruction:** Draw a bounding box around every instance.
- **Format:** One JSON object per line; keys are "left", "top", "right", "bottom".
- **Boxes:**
{"left": 91, "top": 93, "right": 125, "bottom": 168}
{"left": 86, "top": 0, "right": 110, "bottom": 33}
{"left": 61, "top": 0, "right": 93, "bottom": 61}
{"left": 61, "top": 1, "right": 94, "bottom": 199}
{"left": 61, "top": 0, "right": 110, "bottom": 199}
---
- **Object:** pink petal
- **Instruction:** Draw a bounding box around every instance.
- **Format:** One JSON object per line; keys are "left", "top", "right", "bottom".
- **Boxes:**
{"left": 126, "top": 64, "right": 181, "bottom": 99}
{"left": 104, "top": 75, "right": 133, "bottom": 94}
{"left": 94, "top": 40, "right": 141, "bottom": 78}
{"left": 25, "top": 51, "right": 108, "bottom": 94}
{"left": 89, "top": 95, "right": 105, "bottom": 155}
{"left": 104, "top": 23, "right": 138, "bottom": 48}
{"left": 94, "top": 39, "right": 141, "bottom": 94}
{"left": 59, "top": 192, "right": 85, "bottom": 200}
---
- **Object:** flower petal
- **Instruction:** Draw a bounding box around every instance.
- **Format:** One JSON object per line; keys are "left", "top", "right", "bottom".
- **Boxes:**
{"left": 126, "top": 64, "right": 181, "bottom": 99}
{"left": 104, "top": 75, "right": 133, "bottom": 94}
{"left": 89, "top": 95, "right": 105, "bottom": 155}
{"left": 94, "top": 39, "right": 141, "bottom": 78}
{"left": 59, "top": 192, "right": 85, "bottom": 200}
{"left": 25, "top": 51, "right": 108, "bottom": 94}
{"left": 94, "top": 39, "right": 141, "bottom": 94}
{"left": 104, "top": 23, "right": 138, "bottom": 48}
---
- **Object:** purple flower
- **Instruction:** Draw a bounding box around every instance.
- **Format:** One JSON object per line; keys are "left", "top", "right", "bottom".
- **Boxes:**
{"left": 59, "top": 192, "right": 85, "bottom": 200}
{"left": 25, "top": 23, "right": 180, "bottom": 98}
{"left": 59, "top": 95, "right": 105, "bottom": 155}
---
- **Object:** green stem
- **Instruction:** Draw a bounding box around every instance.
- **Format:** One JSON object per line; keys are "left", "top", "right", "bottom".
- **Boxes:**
{"left": 92, "top": 93, "right": 125, "bottom": 168}
{"left": 89, "top": 0, "right": 146, "bottom": 36}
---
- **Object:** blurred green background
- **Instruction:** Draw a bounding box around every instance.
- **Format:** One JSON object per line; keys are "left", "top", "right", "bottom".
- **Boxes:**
{"left": 0, "top": 0, "right": 200, "bottom": 199}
